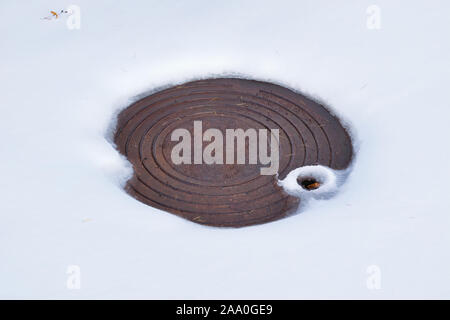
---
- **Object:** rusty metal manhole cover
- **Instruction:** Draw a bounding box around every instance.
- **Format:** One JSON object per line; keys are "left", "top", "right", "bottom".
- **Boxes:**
{"left": 114, "top": 78, "right": 353, "bottom": 227}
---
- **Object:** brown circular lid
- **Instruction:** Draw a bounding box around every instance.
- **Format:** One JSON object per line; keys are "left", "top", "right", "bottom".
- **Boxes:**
{"left": 114, "top": 78, "right": 353, "bottom": 227}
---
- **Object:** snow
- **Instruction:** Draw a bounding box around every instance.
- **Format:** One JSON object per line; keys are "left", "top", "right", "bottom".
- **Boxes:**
{"left": 278, "top": 165, "right": 340, "bottom": 199}
{"left": 1, "top": 0, "right": 450, "bottom": 299}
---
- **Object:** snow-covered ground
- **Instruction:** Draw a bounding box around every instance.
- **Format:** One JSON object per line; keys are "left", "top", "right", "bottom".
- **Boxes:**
{"left": 1, "top": 0, "right": 449, "bottom": 299}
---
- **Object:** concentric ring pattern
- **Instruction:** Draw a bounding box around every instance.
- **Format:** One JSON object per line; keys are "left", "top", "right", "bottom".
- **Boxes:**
{"left": 114, "top": 78, "right": 353, "bottom": 227}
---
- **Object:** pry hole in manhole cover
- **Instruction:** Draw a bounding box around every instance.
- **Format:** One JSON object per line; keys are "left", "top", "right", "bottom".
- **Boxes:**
{"left": 298, "top": 177, "right": 321, "bottom": 191}
{"left": 114, "top": 78, "right": 353, "bottom": 227}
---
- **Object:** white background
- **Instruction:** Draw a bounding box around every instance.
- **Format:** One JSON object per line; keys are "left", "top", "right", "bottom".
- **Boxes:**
{"left": 1, "top": 0, "right": 449, "bottom": 298}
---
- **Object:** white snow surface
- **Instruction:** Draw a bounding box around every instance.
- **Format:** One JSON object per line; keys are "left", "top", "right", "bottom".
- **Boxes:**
{"left": 1, "top": 0, "right": 450, "bottom": 299}
{"left": 278, "top": 165, "right": 340, "bottom": 199}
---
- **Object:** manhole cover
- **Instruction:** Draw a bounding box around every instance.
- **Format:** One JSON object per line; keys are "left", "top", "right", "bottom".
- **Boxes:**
{"left": 114, "top": 78, "right": 353, "bottom": 227}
